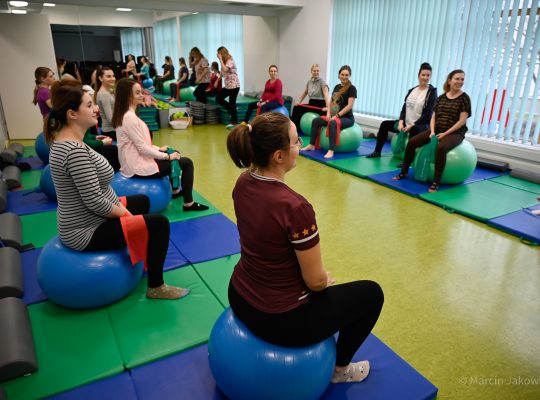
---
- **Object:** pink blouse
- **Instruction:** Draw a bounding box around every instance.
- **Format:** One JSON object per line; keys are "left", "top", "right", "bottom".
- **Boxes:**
{"left": 117, "top": 110, "right": 168, "bottom": 177}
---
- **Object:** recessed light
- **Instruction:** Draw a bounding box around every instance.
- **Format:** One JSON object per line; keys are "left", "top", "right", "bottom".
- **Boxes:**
{"left": 43, "top": 3, "right": 56, "bottom": 6}
{"left": 116, "top": 8, "right": 132, "bottom": 12}
{"left": 11, "top": 9, "right": 27, "bottom": 14}
{"left": 192, "top": 12, "right": 199, "bottom": 15}
{"left": 9, "top": 1, "right": 29, "bottom": 7}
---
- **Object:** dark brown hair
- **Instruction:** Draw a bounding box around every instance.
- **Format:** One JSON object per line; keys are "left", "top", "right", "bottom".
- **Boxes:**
{"left": 443, "top": 69, "right": 465, "bottom": 93}
{"left": 112, "top": 78, "right": 137, "bottom": 128}
{"left": 418, "top": 62, "right": 432, "bottom": 76}
{"left": 179, "top": 57, "right": 186, "bottom": 65}
{"left": 94, "top": 67, "right": 113, "bottom": 102}
{"left": 334, "top": 65, "right": 352, "bottom": 99}
{"left": 43, "top": 79, "right": 84, "bottom": 143}
{"left": 33, "top": 67, "right": 52, "bottom": 105}
{"left": 227, "top": 113, "right": 290, "bottom": 169}
{"left": 268, "top": 64, "right": 278, "bottom": 72}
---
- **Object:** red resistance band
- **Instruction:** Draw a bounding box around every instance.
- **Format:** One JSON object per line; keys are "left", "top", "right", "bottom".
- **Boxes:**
{"left": 314, "top": 116, "right": 341, "bottom": 149}
{"left": 118, "top": 196, "right": 149, "bottom": 271}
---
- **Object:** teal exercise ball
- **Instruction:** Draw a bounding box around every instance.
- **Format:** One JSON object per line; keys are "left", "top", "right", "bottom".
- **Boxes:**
{"left": 299, "top": 112, "right": 319, "bottom": 136}
{"left": 162, "top": 79, "right": 176, "bottom": 95}
{"left": 320, "top": 123, "right": 363, "bottom": 152}
{"left": 414, "top": 139, "right": 477, "bottom": 184}
{"left": 391, "top": 132, "right": 409, "bottom": 160}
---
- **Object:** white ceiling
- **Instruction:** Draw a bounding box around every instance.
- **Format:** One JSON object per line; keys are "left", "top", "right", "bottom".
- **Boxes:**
{"left": 2, "top": 0, "right": 304, "bottom": 16}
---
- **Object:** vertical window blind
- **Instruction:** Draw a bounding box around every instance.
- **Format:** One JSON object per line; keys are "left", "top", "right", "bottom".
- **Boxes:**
{"left": 330, "top": 0, "right": 539, "bottom": 145}
{"left": 180, "top": 13, "right": 244, "bottom": 89}
{"left": 120, "top": 28, "right": 144, "bottom": 61}
{"left": 153, "top": 17, "right": 180, "bottom": 76}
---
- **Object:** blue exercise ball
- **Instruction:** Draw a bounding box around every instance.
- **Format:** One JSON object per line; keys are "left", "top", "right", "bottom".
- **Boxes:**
{"left": 271, "top": 106, "right": 290, "bottom": 117}
{"left": 40, "top": 165, "right": 56, "bottom": 201}
{"left": 142, "top": 78, "right": 153, "bottom": 89}
{"left": 35, "top": 132, "right": 50, "bottom": 164}
{"left": 208, "top": 308, "right": 336, "bottom": 400}
{"left": 37, "top": 236, "right": 143, "bottom": 309}
{"left": 110, "top": 173, "right": 172, "bottom": 213}
{"left": 320, "top": 123, "right": 363, "bottom": 152}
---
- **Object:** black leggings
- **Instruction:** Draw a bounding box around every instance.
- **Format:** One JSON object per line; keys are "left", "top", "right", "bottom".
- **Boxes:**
{"left": 229, "top": 280, "right": 384, "bottom": 366}
{"left": 401, "top": 130, "right": 465, "bottom": 184}
{"left": 194, "top": 83, "right": 208, "bottom": 103}
{"left": 216, "top": 87, "right": 240, "bottom": 124}
{"left": 85, "top": 195, "right": 169, "bottom": 288}
{"left": 309, "top": 116, "right": 355, "bottom": 150}
{"left": 374, "top": 120, "right": 427, "bottom": 154}
{"left": 243, "top": 101, "right": 282, "bottom": 123}
{"left": 291, "top": 99, "right": 326, "bottom": 132}
{"left": 134, "top": 157, "right": 195, "bottom": 203}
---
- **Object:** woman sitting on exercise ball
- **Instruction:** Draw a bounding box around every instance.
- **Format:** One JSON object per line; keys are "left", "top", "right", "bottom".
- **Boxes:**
{"left": 227, "top": 112, "right": 383, "bottom": 384}
{"left": 393, "top": 69, "right": 471, "bottom": 192}
{"left": 301, "top": 65, "right": 357, "bottom": 159}
{"left": 242, "top": 65, "right": 284, "bottom": 123}
{"left": 112, "top": 78, "right": 208, "bottom": 211}
{"left": 291, "top": 64, "right": 330, "bottom": 131}
{"left": 46, "top": 79, "right": 188, "bottom": 300}
{"left": 367, "top": 62, "right": 437, "bottom": 158}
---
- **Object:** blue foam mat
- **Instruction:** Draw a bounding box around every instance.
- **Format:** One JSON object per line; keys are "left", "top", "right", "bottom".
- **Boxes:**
{"left": 47, "top": 372, "right": 137, "bottom": 400}
{"left": 368, "top": 167, "right": 506, "bottom": 196}
{"left": 488, "top": 204, "right": 540, "bottom": 244}
{"left": 131, "top": 344, "right": 225, "bottom": 400}
{"left": 19, "top": 156, "right": 45, "bottom": 170}
{"left": 169, "top": 214, "right": 240, "bottom": 264}
{"left": 20, "top": 241, "right": 188, "bottom": 305}
{"left": 300, "top": 148, "right": 366, "bottom": 163}
{"left": 6, "top": 190, "right": 57, "bottom": 215}
{"left": 130, "top": 334, "right": 437, "bottom": 400}
{"left": 21, "top": 248, "right": 47, "bottom": 305}
{"left": 360, "top": 140, "right": 393, "bottom": 154}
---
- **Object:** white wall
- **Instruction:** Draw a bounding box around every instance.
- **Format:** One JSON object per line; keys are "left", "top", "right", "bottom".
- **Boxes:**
{"left": 277, "top": 0, "right": 332, "bottom": 101}
{"left": 243, "top": 16, "right": 279, "bottom": 93}
{"left": 0, "top": 14, "right": 57, "bottom": 140}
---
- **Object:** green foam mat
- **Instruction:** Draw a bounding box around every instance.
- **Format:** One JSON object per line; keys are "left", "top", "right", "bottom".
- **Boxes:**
{"left": 2, "top": 302, "right": 124, "bottom": 400}
{"left": 106, "top": 266, "right": 224, "bottom": 368}
{"left": 20, "top": 169, "right": 42, "bottom": 190}
{"left": 326, "top": 155, "right": 401, "bottom": 178}
{"left": 161, "top": 190, "right": 221, "bottom": 223}
{"left": 419, "top": 180, "right": 539, "bottom": 221}
{"left": 489, "top": 175, "right": 540, "bottom": 195}
{"left": 23, "top": 146, "right": 37, "bottom": 157}
{"left": 192, "top": 254, "right": 240, "bottom": 308}
{"left": 21, "top": 210, "right": 58, "bottom": 248}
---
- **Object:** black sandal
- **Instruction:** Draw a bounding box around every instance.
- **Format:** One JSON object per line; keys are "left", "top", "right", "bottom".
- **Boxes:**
{"left": 366, "top": 151, "right": 381, "bottom": 158}
{"left": 392, "top": 172, "right": 407, "bottom": 181}
{"left": 428, "top": 183, "right": 439, "bottom": 193}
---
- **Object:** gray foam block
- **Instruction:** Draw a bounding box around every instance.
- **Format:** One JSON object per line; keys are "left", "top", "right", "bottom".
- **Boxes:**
{"left": 8, "top": 143, "right": 24, "bottom": 157}
{"left": 510, "top": 168, "right": 540, "bottom": 185}
{"left": 2, "top": 166, "right": 21, "bottom": 190}
{"left": 0, "top": 297, "right": 38, "bottom": 382}
{"left": 0, "top": 247, "right": 24, "bottom": 298}
{"left": 0, "top": 213, "right": 22, "bottom": 249}
{"left": 0, "top": 150, "right": 17, "bottom": 165}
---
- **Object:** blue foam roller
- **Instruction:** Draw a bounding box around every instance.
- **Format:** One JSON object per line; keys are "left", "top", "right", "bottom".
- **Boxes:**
{"left": 37, "top": 236, "right": 143, "bottom": 309}
{"left": 208, "top": 308, "right": 336, "bottom": 400}
{"left": 35, "top": 132, "right": 50, "bottom": 164}
{"left": 110, "top": 172, "right": 172, "bottom": 213}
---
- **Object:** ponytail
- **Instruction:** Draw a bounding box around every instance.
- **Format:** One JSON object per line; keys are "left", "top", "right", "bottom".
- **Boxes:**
{"left": 32, "top": 67, "right": 52, "bottom": 105}
{"left": 227, "top": 113, "right": 290, "bottom": 169}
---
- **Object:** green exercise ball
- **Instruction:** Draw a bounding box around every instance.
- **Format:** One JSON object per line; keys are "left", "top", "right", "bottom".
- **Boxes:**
{"left": 162, "top": 79, "right": 176, "bottom": 95}
{"left": 319, "top": 123, "right": 363, "bottom": 152}
{"left": 391, "top": 131, "right": 409, "bottom": 160}
{"left": 179, "top": 86, "right": 196, "bottom": 101}
{"left": 413, "top": 139, "right": 477, "bottom": 184}
{"left": 300, "top": 112, "right": 319, "bottom": 136}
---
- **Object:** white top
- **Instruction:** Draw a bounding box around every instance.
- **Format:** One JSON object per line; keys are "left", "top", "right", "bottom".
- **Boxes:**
{"left": 405, "top": 86, "right": 428, "bottom": 126}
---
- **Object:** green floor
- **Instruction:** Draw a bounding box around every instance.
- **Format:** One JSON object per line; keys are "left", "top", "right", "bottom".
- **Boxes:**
{"left": 152, "top": 124, "right": 540, "bottom": 400}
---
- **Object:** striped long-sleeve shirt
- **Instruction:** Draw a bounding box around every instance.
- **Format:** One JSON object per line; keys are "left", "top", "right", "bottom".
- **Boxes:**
{"left": 49, "top": 140, "right": 120, "bottom": 250}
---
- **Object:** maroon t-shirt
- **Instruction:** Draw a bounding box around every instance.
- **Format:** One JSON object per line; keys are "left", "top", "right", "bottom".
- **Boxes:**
{"left": 231, "top": 171, "right": 320, "bottom": 313}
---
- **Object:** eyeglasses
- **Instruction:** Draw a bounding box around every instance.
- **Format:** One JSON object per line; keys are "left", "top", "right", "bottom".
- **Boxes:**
{"left": 290, "top": 136, "right": 303, "bottom": 148}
